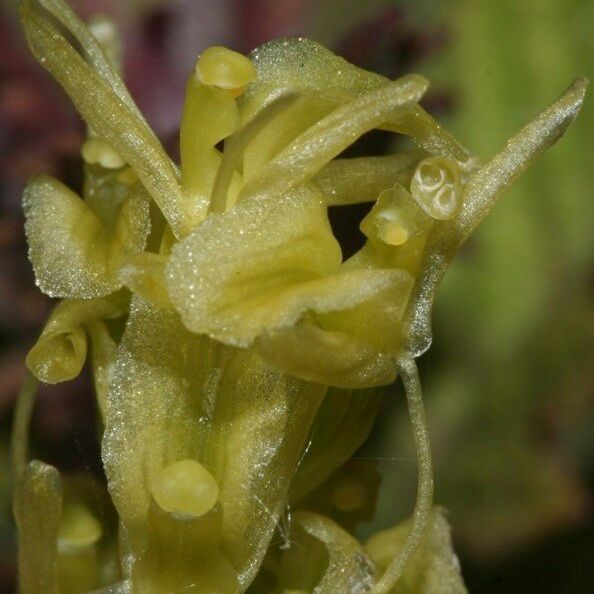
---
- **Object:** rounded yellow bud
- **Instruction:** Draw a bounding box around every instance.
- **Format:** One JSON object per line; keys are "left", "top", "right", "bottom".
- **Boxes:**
{"left": 81, "top": 138, "right": 126, "bottom": 169}
{"left": 58, "top": 504, "right": 102, "bottom": 549}
{"left": 360, "top": 185, "right": 421, "bottom": 247}
{"left": 410, "top": 157, "right": 462, "bottom": 220}
{"left": 151, "top": 459, "right": 219, "bottom": 518}
{"left": 196, "top": 46, "right": 256, "bottom": 96}
{"left": 375, "top": 213, "right": 410, "bottom": 246}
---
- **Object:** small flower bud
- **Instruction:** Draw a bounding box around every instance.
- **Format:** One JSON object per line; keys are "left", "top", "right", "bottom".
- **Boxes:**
{"left": 196, "top": 46, "right": 256, "bottom": 97}
{"left": 360, "top": 185, "right": 424, "bottom": 246}
{"left": 58, "top": 504, "right": 102, "bottom": 550}
{"left": 151, "top": 459, "right": 219, "bottom": 518}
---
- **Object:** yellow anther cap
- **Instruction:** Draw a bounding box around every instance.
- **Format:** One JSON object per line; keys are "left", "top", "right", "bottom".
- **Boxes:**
{"left": 196, "top": 46, "right": 256, "bottom": 96}
{"left": 151, "top": 459, "right": 219, "bottom": 518}
{"left": 58, "top": 504, "right": 102, "bottom": 549}
{"left": 360, "top": 185, "right": 419, "bottom": 247}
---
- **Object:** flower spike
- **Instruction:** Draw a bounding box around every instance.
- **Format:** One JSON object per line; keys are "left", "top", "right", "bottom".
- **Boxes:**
{"left": 14, "top": 3, "right": 587, "bottom": 591}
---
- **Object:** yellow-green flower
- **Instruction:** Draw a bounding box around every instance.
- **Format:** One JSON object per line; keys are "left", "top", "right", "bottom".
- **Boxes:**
{"left": 13, "top": 0, "right": 586, "bottom": 593}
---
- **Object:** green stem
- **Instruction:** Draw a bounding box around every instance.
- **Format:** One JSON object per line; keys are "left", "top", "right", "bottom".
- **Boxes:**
{"left": 371, "top": 356, "right": 434, "bottom": 593}
{"left": 11, "top": 371, "right": 39, "bottom": 480}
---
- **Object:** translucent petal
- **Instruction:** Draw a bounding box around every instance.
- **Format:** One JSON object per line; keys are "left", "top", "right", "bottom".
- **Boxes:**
{"left": 21, "top": 1, "right": 187, "bottom": 236}
{"left": 239, "top": 75, "right": 428, "bottom": 202}
{"left": 168, "top": 184, "right": 409, "bottom": 347}
{"left": 256, "top": 322, "right": 396, "bottom": 388}
{"left": 26, "top": 293, "right": 128, "bottom": 384}
{"left": 317, "top": 275, "right": 414, "bottom": 355}
{"left": 240, "top": 38, "right": 467, "bottom": 178}
{"left": 102, "top": 298, "right": 218, "bottom": 547}
{"left": 118, "top": 252, "right": 171, "bottom": 308}
{"left": 240, "top": 38, "right": 388, "bottom": 178}
{"left": 404, "top": 77, "right": 588, "bottom": 357}
{"left": 13, "top": 460, "right": 62, "bottom": 594}
{"left": 365, "top": 509, "right": 467, "bottom": 594}
{"left": 290, "top": 387, "right": 382, "bottom": 503}
{"left": 24, "top": 175, "right": 149, "bottom": 298}
{"left": 102, "top": 297, "right": 326, "bottom": 588}
{"left": 255, "top": 271, "right": 413, "bottom": 388}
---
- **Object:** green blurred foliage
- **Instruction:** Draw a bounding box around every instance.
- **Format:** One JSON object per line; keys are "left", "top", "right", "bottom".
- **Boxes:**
{"left": 375, "top": 0, "right": 593, "bottom": 562}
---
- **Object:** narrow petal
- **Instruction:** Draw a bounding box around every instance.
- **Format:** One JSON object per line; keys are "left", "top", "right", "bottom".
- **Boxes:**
{"left": 21, "top": 0, "right": 187, "bottom": 236}
{"left": 37, "top": 0, "right": 147, "bottom": 124}
{"left": 313, "top": 154, "right": 422, "bottom": 206}
{"left": 239, "top": 75, "right": 429, "bottom": 202}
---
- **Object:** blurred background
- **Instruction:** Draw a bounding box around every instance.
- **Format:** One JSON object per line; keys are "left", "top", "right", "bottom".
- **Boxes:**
{"left": 0, "top": 0, "right": 592, "bottom": 592}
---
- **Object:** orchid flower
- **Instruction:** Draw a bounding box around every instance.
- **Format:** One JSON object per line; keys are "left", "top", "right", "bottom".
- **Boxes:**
{"left": 12, "top": 0, "right": 586, "bottom": 593}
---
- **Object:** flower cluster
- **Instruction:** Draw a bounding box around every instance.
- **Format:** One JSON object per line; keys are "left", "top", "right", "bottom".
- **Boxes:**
{"left": 12, "top": 0, "right": 586, "bottom": 593}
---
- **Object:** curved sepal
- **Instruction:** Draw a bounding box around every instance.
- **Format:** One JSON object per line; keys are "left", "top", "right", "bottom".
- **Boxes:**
{"left": 24, "top": 175, "right": 149, "bottom": 299}
{"left": 26, "top": 292, "right": 128, "bottom": 384}
{"left": 239, "top": 37, "right": 466, "bottom": 180}
{"left": 168, "top": 185, "right": 405, "bottom": 348}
